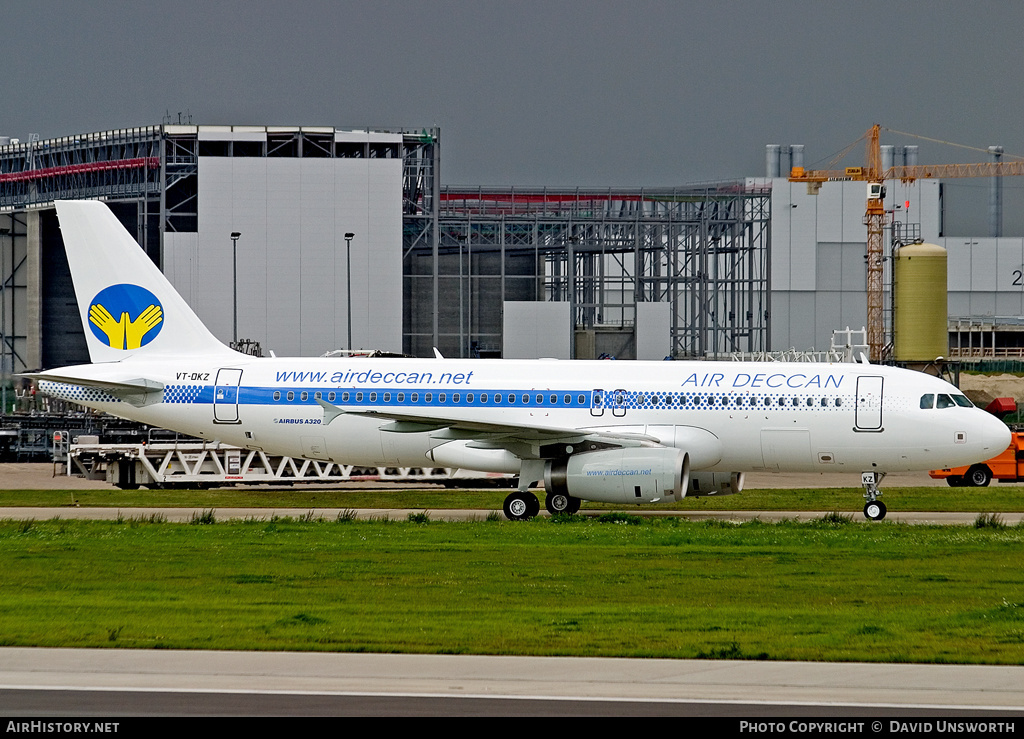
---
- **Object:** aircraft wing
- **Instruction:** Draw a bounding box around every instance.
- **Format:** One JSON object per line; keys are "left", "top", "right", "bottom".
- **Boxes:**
{"left": 316, "top": 397, "right": 661, "bottom": 456}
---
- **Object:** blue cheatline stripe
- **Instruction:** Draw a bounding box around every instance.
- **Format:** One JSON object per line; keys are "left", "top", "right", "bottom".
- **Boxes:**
{"left": 160, "top": 385, "right": 854, "bottom": 412}
{"left": 167, "top": 385, "right": 596, "bottom": 408}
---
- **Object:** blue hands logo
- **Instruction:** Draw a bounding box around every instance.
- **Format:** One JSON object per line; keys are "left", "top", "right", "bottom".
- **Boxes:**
{"left": 88, "top": 284, "right": 164, "bottom": 350}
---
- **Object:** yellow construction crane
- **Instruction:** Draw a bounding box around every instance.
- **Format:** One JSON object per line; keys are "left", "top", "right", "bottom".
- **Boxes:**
{"left": 789, "top": 124, "right": 1024, "bottom": 361}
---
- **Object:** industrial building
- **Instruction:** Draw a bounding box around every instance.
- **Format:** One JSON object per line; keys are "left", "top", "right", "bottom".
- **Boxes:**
{"left": 0, "top": 124, "right": 1021, "bottom": 390}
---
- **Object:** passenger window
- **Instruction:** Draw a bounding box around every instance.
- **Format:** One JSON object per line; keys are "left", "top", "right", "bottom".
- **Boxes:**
{"left": 424, "top": 392, "right": 431, "bottom": 402}
{"left": 453, "top": 393, "right": 460, "bottom": 403}
{"left": 508, "top": 394, "right": 515, "bottom": 404}
{"left": 564, "top": 394, "right": 571, "bottom": 404}
{"left": 835, "top": 398, "right": 842, "bottom": 407}
{"left": 578, "top": 394, "right": 585, "bottom": 405}
{"left": 370, "top": 392, "right": 377, "bottom": 402}
{"left": 522, "top": 394, "right": 529, "bottom": 404}
{"left": 411, "top": 392, "right": 418, "bottom": 402}
{"left": 315, "top": 391, "right": 322, "bottom": 400}
{"left": 481, "top": 393, "right": 488, "bottom": 403}
{"left": 383, "top": 392, "right": 391, "bottom": 402}
{"left": 920, "top": 394, "right": 934, "bottom": 409}
{"left": 397, "top": 392, "right": 404, "bottom": 402}
{"left": 550, "top": 395, "right": 557, "bottom": 404}
{"left": 328, "top": 392, "right": 336, "bottom": 402}
{"left": 300, "top": 391, "right": 308, "bottom": 401}
{"left": 356, "top": 392, "right": 363, "bottom": 402}
{"left": 439, "top": 393, "right": 446, "bottom": 403}
{"left": 286, "top": 391, "right": 295, "bottom": 401}
{"left": 273, "top": 391, "right": 281, "bottom": 401}
{"left": 467, "top": 393, "right": 474, "bottom": 403}
{"left": 536, "top": 394, "right": 543, "bottom": 404}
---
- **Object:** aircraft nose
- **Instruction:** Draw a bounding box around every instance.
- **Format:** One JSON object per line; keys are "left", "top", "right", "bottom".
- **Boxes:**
{"left": 982, "top": 413, "right": 1011, "bottom": 452}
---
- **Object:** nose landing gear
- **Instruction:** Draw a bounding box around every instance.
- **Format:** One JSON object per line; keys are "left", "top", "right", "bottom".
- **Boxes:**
{"left": 861, "top": 471, "right": 887, "bottom": 521}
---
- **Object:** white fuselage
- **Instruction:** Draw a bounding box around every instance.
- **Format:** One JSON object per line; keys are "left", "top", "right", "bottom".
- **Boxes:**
{"left": 39, "top": 356, "right": 1010, "bottom": 476}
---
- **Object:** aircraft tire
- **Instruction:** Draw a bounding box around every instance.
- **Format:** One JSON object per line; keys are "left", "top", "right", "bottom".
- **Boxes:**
{"left": 946, "top": 476, "right": 964, "bottom": 487}
{"left": 504, "top": 491, "right": 538, "bottom": 521}
{"left": 863, "top": 501, "right": 887, "bottom": 521}
{"left": 966, "top": 465, "right": 992, "bottom": 487}
{"left": 545, "top": 492, "right": 581, "bottom": 515}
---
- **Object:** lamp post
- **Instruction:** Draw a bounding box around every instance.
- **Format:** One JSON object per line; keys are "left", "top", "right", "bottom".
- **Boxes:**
{"left": 230, "top": 232, "right": 241, "bottom": 348}
{"left": 344, "top": 232, "right": 354, "bottom": 351}
{"left": 0, "top": 227, "right": 8, "bottom": 415}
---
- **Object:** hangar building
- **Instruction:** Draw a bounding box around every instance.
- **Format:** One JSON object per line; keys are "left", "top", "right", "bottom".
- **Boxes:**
{"left": 0, "top": 125, "right": 1019, "bottom": 385}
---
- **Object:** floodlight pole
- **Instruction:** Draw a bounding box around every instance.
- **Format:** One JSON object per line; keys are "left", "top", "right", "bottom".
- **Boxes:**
{"left": 344, "top": 232, "right": 354, "bottom": 350}
{"left": 0, "top": 227, "right": 8, "bottom": 415}
{"left": 230, "top": 232, "right": 241, "bottom": 348}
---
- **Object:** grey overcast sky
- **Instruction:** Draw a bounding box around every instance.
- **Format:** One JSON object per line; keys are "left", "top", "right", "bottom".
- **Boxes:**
{"left": 3, "top": 0, "right": 1023, "bottom": 233}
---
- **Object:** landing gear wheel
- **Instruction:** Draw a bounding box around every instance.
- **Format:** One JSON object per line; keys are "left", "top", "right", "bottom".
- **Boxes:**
{"left": 946, "top": 476, "right": 964, "bottom": 487}
{"left": 503, "top": 491, "right": 540, "bottom": 521}
{"left": 966, "top": 465, "right": 992, "bottom": 487}
{"left": 864, "top": 500, "right": 887, "bottom": 521}
{"left": 545, "top": 492, "right": 581, "bottom": 515}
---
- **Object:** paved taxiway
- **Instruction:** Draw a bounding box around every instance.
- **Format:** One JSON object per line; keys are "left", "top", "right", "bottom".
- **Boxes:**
{"left": 2, "top": 648, "right": 1023, "bottom": 717}
{"left": 0, "top": 506, "right": 1021, "bottom": 525}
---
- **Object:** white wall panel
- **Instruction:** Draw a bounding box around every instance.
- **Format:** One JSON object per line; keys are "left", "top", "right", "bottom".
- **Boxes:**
{"left": 945, "top": 240, "right": 973, "bottom": 291}
{"left": 503, "top": 302, "right": 570, "bottom": 359}
{"left": 180, "top": 138, "right": 402, "bottom": 357}
{"left": 636, "top": 302, "right": 671, "bottom": 360}
{"left": 969, "top": 240, "right": 998, "bottom": 292}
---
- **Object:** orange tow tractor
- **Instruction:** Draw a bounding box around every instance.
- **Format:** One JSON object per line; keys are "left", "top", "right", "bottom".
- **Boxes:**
{"left": 929, "top": 398, "right": 1019, "bottom": 487}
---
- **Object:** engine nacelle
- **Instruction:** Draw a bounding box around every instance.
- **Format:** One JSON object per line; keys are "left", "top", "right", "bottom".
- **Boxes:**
{"left": 545, "top": 447, "right": 690, "bottom": 504}
{"left": 687, "top": 471, "right": 744, "bottom": 497}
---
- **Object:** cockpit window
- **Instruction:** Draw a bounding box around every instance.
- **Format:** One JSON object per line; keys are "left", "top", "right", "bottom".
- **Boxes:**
{"left": 920, "top": 394, "right": 934, "bottom": 409}
{"left": 952, "top": 394, "right": 973, "bottom": 408}
{"left": 936, "top": 394, "right": 955, "bottom": 409}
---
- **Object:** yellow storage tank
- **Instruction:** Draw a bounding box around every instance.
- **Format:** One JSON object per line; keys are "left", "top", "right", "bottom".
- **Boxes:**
{"left": 893, "top": 242, "right": 948, "bottom": 362}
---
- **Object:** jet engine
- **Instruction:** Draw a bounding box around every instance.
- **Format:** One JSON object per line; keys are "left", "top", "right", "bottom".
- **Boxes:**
{"left": 687, "top": 471, "right": 745, "bottom": 497}
{"left": 544, "top": 447, "right": 690, "bottom": 504}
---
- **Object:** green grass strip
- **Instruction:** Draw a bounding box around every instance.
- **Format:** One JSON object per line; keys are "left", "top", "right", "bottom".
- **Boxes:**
{"left": 1, "top": 515, "right": 1022, "bottom": 664}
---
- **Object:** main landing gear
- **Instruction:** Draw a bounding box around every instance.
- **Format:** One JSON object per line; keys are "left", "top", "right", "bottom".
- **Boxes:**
{"left": 544, "top": 491, "right": 581, "bottom": 515}
{"left": 503, "top": 491, "right": 540, "bottom": 521}
{"left": 501, "top": 490, "right": 582, "bottom": 520}
{"left": 861, "top": 471, "right": 887, "bottom": 521}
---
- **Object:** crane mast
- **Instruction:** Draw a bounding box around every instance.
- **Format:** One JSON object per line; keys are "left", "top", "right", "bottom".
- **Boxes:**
{"left": 789, "top": 124, "right": 1024, "bottom": 362}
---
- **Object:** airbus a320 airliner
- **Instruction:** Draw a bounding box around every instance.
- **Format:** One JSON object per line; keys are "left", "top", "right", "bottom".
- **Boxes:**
{"left": 31, "top": 201, "right": 1010, "bottom": 520}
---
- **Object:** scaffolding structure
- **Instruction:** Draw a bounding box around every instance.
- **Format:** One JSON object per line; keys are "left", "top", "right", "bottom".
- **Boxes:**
{"left": 0, "top": 125, "right": 439, "bottom": 375}
{"left": 2, "top": 125, "right": 770, "bottom": 370}
{"left": 403, "top": 185, "right": 772, "bottom": 358}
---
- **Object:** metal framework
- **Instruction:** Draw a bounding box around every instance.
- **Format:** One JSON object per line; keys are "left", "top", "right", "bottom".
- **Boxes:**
{"left": 1, "top": 125, "right": 770, "bottom": 370}
{"left": 403, "top": 185, "right": 771, "bottom": 358}
{"left": 0, "top": 124, "right": 440, "bottom": 373}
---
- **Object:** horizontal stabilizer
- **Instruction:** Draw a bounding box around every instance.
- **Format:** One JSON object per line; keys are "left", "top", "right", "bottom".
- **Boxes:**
{"left": 25, "top": 372, "right": 165, "bottom": 408}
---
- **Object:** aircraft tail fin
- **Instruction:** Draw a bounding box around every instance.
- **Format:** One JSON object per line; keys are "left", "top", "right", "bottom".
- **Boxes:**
{"left": 55, "top": 200, "right": 236, "bottom": 362}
